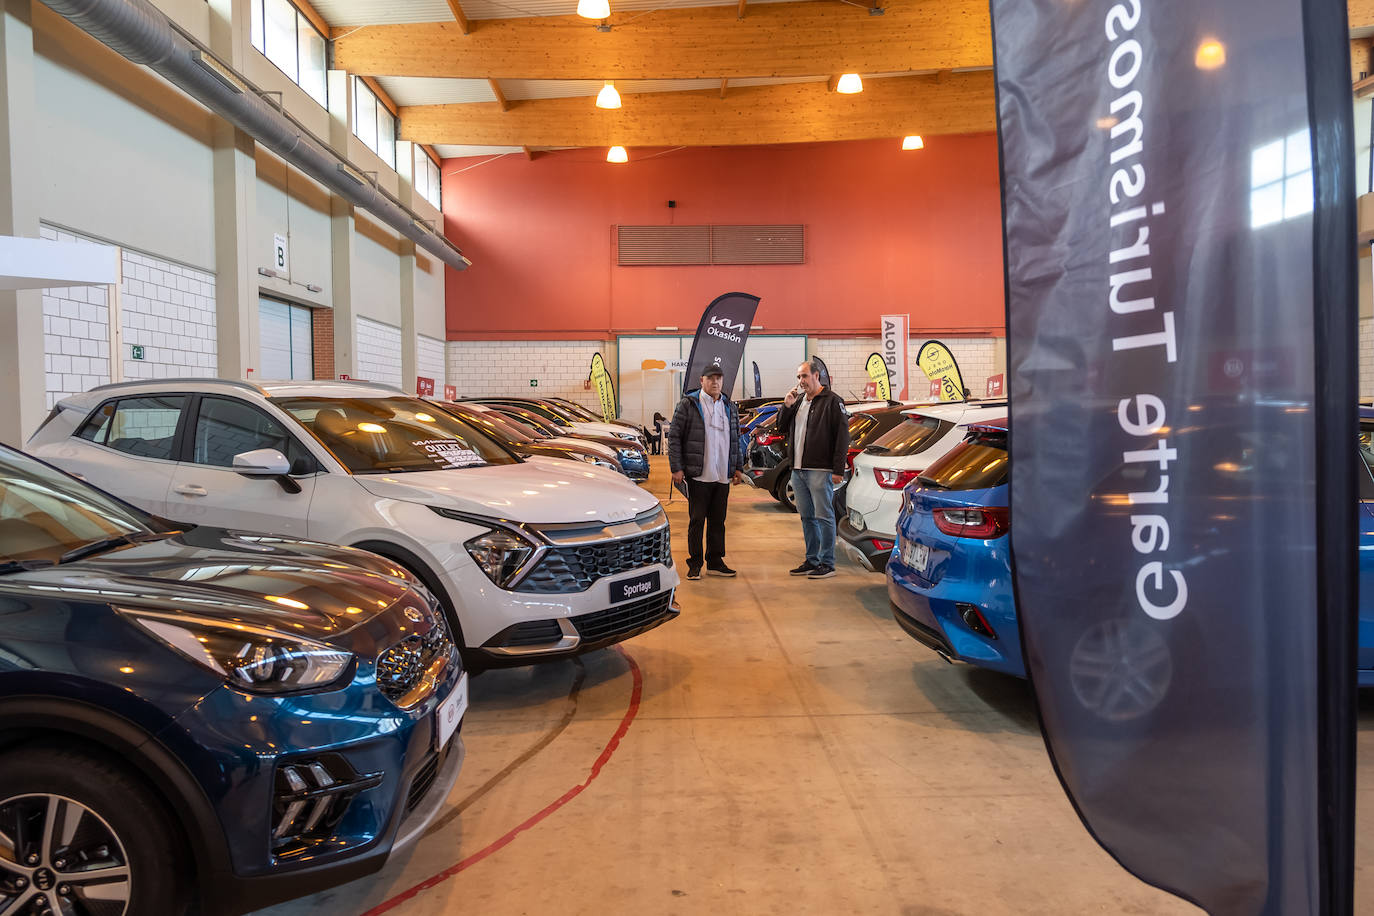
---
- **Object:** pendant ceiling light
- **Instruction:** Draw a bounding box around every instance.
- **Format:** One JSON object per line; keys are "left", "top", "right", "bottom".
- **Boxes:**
{"left": 901, "top": 135, "right": 924, "bottom": 150}
{"left": 577, "top": 0, "right": 610, "bottom": 19}
{"left": 835, "top": 73, "right": 863, "bottom": 94}
{"left": 607, "top": 146, "right": 628, "bottom": 163}
{"left": 596, "top": 81, "right": 622, "bottom": 109}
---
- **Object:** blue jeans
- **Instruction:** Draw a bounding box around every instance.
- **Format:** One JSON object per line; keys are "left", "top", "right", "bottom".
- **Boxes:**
{"left": 791, "top": 469, "right": 836, "bottom": 567}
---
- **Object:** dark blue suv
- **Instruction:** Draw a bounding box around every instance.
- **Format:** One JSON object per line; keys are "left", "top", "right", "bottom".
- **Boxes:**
{"left": 0, "top": 446, "right": 468, "bottom": 915}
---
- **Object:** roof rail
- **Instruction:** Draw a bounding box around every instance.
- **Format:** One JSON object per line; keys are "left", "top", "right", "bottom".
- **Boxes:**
{"left": 260, "top": 379, "right": 410, "bottom": 396}
{"left": 85, "top": 378, "right": 268, "bottom": 396}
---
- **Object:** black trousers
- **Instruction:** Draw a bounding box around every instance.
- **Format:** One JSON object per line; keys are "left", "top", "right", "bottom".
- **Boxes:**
{"left": 686, "top": 479, "right": 730, "bottom": 566}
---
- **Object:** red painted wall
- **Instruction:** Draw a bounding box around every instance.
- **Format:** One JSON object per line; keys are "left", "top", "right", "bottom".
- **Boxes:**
{"left": 442, "top": 135, "right": 1005, "bottom": 340}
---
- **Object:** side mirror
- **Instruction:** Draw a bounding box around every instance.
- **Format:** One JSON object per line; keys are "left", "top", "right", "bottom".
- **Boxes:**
{"left": 232, "top": 448, "right": 292, "bottom": 477}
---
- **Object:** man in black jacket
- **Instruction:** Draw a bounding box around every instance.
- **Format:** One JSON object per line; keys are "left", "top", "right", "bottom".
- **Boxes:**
{"left": 774, "top": 360, "right": 851, "bottom": 578}
{"left": 667, "top": 365, "right": 743, "bottom": 580}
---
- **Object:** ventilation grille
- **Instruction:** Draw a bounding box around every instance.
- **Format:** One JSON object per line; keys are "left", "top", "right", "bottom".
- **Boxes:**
{"left": 616, "top": 225, "right": 804, "bottom": 266}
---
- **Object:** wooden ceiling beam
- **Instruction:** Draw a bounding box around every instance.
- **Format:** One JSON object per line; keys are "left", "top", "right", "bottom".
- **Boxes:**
{"left": 488, "top": 78, "right": 510, "bottom": 111}
{"left": 445, "top": 0, "right": 471, "bottom": 36}
{"left": 400, "top": 71, "right": 995, "bottom": 148}
{"left": 719, "top": 77, "right": 728, "bottom": 99}
{"left": 333, "top": 0, "right": 992, "bottom": 80}
{"left": 737, "top": 0, "right": 746, "bottom": 20}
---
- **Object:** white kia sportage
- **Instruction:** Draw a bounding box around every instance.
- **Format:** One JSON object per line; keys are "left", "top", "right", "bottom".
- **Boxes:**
{"left": 28, "top": 379, "right": 679, "bottom": 666}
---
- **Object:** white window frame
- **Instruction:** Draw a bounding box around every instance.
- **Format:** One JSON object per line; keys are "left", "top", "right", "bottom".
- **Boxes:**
{"left": 248, "top": 0, "right": 328, "bottom": 109}
{"left": 353, "top": 78, "right": 398, "bottom": 171}
{"left": 414, "top": 145, "right": 442, "bottom": 211}
{"left": 1249, "top": 130, "right": 1313, "bottom": 229}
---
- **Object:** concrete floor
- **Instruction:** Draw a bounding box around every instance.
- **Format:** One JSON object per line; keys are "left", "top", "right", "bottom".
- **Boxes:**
{"left": 259, "top": 457, "right": 1374, "bottom": 916}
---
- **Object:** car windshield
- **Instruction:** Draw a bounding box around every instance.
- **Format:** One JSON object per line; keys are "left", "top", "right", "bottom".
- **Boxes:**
{"left": 530, "top": 401, "right": 582, "bottom": 424}
{"left": 444, "top": 404, "right": 535, "bottom": 445}
{"left": 278, "top": 397, "right": 519, "bottom": 474}
{"left": 918, "top": 431, "right": 1009, "bottom": 490}
{"left": 494, "top": 408, "right": 560, "bottom": 438}
{"left": 0, "top": 448, "right": 154, "bottom": 567}
{"left": 867, "top": 415, "right": 952, "bottom": 456}
{"left": 554, "top": 400, "right": 600, "bottom": 422}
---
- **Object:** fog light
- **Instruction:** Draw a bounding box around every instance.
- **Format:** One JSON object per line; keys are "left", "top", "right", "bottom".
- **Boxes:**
{"left": 957, "top": 603, "right": 998, "bottom": 640}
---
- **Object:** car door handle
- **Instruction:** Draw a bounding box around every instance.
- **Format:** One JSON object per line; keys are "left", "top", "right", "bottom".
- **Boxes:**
{"left": 173, "top": 484, "right": 208, "bottom": 497}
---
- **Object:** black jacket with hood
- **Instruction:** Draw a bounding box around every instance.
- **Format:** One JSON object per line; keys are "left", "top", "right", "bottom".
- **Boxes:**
{"left": 667, "top": 391, "right": 742, "bottom": 480}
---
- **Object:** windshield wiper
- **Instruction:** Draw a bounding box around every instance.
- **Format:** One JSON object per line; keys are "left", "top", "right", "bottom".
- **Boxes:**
{"left": 916, "top": 475, "right": 950, "bottom": 489}
{"left": 865, "top": 445, "right": 891, "bottom": 454}
{"left": 58, "top": 531, "right": 165, "bottom": 565}
{"left": 0, "top": 558, "right": 56, "bottom": 576}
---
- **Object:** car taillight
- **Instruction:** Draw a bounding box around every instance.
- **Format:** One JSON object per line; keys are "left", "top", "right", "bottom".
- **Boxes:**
{"left": 757, "top": 433, "right": 783, "bottom": 447}
{"left": 870, "top": 538, "right": 894, "bottom": 551}
{"left": 846, "top": 447, "right": 861, "bottom": 471}
{"left": 873, "top": 468, "right": 920, "bottom": 490}
{"left": 932, "top": 507, "right": 1010, "bottom": 539}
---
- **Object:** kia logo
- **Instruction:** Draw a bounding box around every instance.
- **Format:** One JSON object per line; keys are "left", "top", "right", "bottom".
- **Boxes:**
{"left": 710, "top": 316, "right": 746, "bottom": 332}
{"left": 404, "top": 606, "right": 423, "bottom": 623}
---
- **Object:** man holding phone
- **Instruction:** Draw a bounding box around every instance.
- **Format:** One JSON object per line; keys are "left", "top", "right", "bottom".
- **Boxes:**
{"left": 775, "top": 360, "right": 850, "bottom": 579}
{"left": 669, "top": 364, "right": 744, "bottom": 580}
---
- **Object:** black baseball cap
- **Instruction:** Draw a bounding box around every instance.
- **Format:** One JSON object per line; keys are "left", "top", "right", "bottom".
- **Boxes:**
{"left": 701, "top": 364, "right": 724, "bottom": 378}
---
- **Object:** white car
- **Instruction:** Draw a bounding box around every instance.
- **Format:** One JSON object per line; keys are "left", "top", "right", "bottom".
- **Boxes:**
{"left": 470, "top": 397, "right": 646, "bottom": 447}
{"left": 28, "top": 379, "right": 679, "bottom": 666}
{"left": 839, "top": 400, "right": 1008, "bottom": 571}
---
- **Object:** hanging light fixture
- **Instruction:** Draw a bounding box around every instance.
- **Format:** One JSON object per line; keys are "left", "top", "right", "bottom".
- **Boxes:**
{"left": 901, "top": 135, "right": 924, "bottom": 150}
{"left": 577, "top": 0, "right": 610, "bottom": 19}
{"left": 607, "top": 146, "right": 628, "bottom": 163}
{"left": 1194, "top": 38, "right": 1226, "bottom": 70}
{"left": 835, "top": 73, "right": 863, "bottom": 94}
{"left": 596, "top": 81, "right": 622, "bottom": 109}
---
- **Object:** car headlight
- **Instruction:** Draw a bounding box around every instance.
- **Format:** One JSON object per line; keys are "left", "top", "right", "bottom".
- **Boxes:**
{"left": 119, "top": 609, "right": 354, "bottom": 693}
{"left": 614, "top": 431, "right": 637, "bottom": 441}
{"left": 615, "top": 447, "right": 640, "bottom": 461}
{"left": 465, "top": 529, "right": 535, "bottom": 587}
{"left": 594, "top": 459, "right": 621, "bottom": 472}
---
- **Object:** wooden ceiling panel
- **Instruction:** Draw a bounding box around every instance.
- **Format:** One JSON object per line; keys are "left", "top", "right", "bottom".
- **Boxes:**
{"left": 399, "top": 71, "right": 995, "bottom": 147}
{"left": 333, "top": 0, "right": 993, "bottom": 80}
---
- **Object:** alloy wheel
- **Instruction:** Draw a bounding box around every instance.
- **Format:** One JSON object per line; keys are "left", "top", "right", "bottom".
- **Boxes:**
{"left": 0, "top": 793, "right": 131, "bottom": 916}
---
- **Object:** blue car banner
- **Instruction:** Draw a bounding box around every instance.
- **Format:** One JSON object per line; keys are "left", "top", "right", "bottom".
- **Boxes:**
{"left": 992, "top": 0, "right": 1356, "bottom": 912}
{"left": 682, "top": 292, "right": 760, "bottom": 395}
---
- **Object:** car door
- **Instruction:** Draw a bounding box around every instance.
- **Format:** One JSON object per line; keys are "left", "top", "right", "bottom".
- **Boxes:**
{"left": 164, "top": 395, "right": 319, "bottom": 536}
{"left": 1357, "top": 426, "right": 1374, "bottom": 673}
{"left": 46, "top": 394, "right": 189, "bottom": 517}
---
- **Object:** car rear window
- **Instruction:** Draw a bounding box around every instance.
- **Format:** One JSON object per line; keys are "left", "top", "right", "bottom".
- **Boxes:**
{"left": 918, "top": 431, "right": 1008, "bottom": 490}
{"left": 865, "top": 415, "right": 952, "bottom": 457}
{"left": 78, "top": 396, "right": 186, "bottom": 461}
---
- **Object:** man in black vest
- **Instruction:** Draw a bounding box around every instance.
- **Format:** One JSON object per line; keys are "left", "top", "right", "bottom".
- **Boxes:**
{"left": 668, "top": 364, "right": 743, "bottom": 580}
{"left": 775, "top": 360, "right": 851, "bottom": 578}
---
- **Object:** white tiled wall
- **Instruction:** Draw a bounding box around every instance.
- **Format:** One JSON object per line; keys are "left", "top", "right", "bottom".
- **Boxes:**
{"left": 121, "top": 251, "right": 217, "bottom": 381}
{"left": 356, "top": 317, "right": 403, "bottom": 387}
{"left": 809, "top": 336, "right": 1004, "bottom": 401}
{"left": 1361, "top": 317, "right": 1373, "bottom": 399}
{"left": 417, "top": 334, "right": 446, "bottom": 391}
{"left": 40, "top": 226, "right": 113, "bottom": 408}
{"left": 446, "top": 340, "right": 615, "bottom": 413}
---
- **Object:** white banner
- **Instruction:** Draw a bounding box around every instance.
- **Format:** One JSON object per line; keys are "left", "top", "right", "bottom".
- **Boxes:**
{"left": 880, "top": 314, "right": 909, "bottom": 399}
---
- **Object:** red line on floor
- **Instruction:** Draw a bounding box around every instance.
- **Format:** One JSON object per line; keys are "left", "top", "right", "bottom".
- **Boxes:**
{"left": 360, "top": 648, "right": 645, "bottom": 915}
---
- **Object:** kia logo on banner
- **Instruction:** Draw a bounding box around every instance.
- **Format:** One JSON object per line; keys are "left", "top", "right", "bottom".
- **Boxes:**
{"left": 416, "top": 377, "right": 435, "bottom": 397}
{"left": 682, "top": 292, "right": 761, "bottom": 395}
{"left": 881, "top": 314, "right": 909, "bottom": 399}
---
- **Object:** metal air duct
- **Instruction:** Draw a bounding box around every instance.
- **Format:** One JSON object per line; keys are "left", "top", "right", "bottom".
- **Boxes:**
{"left": 37, "top": 0, "right": 470, "bottom": 271}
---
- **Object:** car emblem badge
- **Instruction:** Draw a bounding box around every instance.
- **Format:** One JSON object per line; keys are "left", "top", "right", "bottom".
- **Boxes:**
{"left": 404, "top": 607, "right": 423, "bottom": 623}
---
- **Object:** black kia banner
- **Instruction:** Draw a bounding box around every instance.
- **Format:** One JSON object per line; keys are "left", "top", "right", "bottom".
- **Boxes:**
{"left": 810, "top": 355, "right": 831, "bottom": 388}
{"left": 752, "top": 361, "right": 762, "bottom": 398}
{"left": 682, "top": 292, "right": 760, "bottom": 395}
{"left": 992, "top": 0, "right": 1356, "bottom": 912}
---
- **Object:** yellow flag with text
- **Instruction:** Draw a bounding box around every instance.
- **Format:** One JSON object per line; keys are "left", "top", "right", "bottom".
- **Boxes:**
{"left": 865, "top": 353, "right": 891, "bottom": 401}
{"left": 916, "top": 340, "right": 966, "bottom": 402}
{"left": 589, "top": 353, "right": 616, "bottom": 421}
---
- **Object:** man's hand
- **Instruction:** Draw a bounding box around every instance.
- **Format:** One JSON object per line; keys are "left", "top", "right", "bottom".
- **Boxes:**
{"left": 731, "top": 471, "right": 743, "bottom": 485}
{"left": 672, "top": 470, "right": 685, "bottom": 484}
{"left": 831, "top": 474, "right": 844, "bottom": 485}
{"left": 783, "top": 389, "right": 798, "bottom": 407}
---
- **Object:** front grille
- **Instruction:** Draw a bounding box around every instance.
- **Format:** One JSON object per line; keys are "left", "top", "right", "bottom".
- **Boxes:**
{"left": 516, "top": 527, "right": 671, "bottom": 593}
{"left": 570, "top": 591, "right": 676, "bottom": 643}
{"left": 406, "top": 750, "right": 441, "bottom": 813}
{"left": 376, "top": 612, "right": 454, "bottom": 707}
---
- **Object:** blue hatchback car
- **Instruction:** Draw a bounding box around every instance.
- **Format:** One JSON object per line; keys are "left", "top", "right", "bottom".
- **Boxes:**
{"left": 0, "top": 445, "right": 468, "bottom": 915}
{"left": 886, "top": 418, "right": 1023, "bottom": 676}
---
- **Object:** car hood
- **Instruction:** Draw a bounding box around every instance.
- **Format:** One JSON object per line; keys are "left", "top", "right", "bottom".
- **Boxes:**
{"left": 0, "top": 528, "right": 419, "bottom": 641}
{"left": 571, "top": 421, "right": 638, "bottom": 441}
{"left": 545, "top": 436, "right": 617, "bottom": 459}
{"left": 352, "top": 460, "right": 659, "bottom": 523}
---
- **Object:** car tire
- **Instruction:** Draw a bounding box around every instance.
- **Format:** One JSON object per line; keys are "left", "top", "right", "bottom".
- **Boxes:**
{"left": 774, "top": 477, "right": 798, "bottom": 513}
{"left": 0, "top": 742, "right": 189, "bottom": 916}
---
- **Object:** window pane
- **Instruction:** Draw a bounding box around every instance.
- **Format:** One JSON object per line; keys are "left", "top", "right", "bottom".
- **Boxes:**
{"left": 298, "top": 20, "right": 327, "bottom": 108}
{"left": 107, "top": 396, "right": 186, "bottom": 461}
{"left": 354, "top": 79, "right": 377, "bottom": 152}
{"left": 1284, "top": 170, "right": 1313, "bottom": 219}
{"left": 377, "top": 106, "right": 396, "bottom": 169}
{"left": 264, "top": 0, "right": 298, "bottom": 82}
{"left": 1250, "top": 182, "right": 1284, "bottom": 229}
{"left": 192, "top": 397, "right": 299, "bottom": 468}
{"left": 414, "top": 146, "right": 428, "bottom": 199}
{"left": 250, "top": 0, "right": 264, "bottom": 52}
{"left": 77, "top": 402, "right": 115, "bottom": 444}
{"left": 1250, "top": 139, "right": 1285, "bottom": 189}
{"left": 427, "top": 157, "right": 441, "bottom": 208}
{"left": 1285, "top": 129, "right": 1312, "bottom": 175}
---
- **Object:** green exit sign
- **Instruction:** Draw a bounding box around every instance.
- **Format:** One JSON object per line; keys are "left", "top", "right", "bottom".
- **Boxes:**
{"left": 131, "top": 345, "right": 145, "bottom": 360}
{"left": 529, "top": 379, "right": 538, "bottom": 387}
